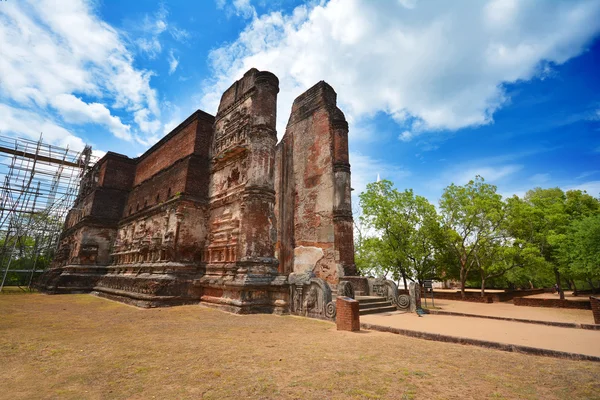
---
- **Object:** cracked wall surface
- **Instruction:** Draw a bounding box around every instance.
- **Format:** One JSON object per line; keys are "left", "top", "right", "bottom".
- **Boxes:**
{"left": 275, "top": 81, "right": 356, "bottom": 285}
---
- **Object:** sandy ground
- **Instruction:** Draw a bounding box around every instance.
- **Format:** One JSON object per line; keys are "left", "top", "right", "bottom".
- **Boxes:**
{"left": 429, "top": 299, "right": 594, "bottom": 324}
{"left": 2, "top": 292, "right": 600, "bottom": 399}
{"left": 362, "top": 312, "right": 600, "bottom": 357}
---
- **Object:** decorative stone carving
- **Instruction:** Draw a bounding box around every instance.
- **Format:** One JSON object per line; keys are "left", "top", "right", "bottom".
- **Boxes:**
{"left": 397, "top": 294, "right": 410, "bottom": 310}
{"left": 289, "top": 272, "right": 336, "bottom": 320}
{"left": 337, "top": 281, "right": 355, "bottom": 299}
{"left": 369, "top": 276, "right": 401, "bottom": 308}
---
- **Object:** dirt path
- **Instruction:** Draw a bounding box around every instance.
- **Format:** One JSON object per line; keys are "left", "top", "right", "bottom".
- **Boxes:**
{"left": 362, "top": 312, "right": 600, "bottom": 357}
{"left": 430, "top": 299, "right": 594, "bottom": 324}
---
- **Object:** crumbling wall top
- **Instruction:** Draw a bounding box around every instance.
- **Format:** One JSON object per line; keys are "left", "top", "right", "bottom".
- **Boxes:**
{"left": 217, "top": 68, "right": 279, "bottom": 119}
{"left": 286, "top": 81, "right": 346, "bottom": 128}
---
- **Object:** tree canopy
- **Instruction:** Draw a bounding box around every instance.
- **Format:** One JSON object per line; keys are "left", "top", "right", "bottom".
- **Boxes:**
{"left": 355, "top": 177, "right": 600, "bottom": 296}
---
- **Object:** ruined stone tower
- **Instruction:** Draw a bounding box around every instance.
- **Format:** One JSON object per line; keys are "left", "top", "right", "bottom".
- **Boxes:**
{"left": 38, "top": 69, "right": 358, "bottom": 317}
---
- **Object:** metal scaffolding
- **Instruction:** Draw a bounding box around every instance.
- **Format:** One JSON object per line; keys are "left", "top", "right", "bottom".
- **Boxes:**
{"left": 0, "top": 135, "right": 97, "bottom": 292}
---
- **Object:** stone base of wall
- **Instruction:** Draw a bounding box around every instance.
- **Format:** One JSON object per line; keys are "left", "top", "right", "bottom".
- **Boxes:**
{"left": 514, "top": 297, "right": 592, "bottom": 310}
{"left": 36, "top": 265, "right": 106, "bottom": 294}
{"left": 37, "top": 262, "right": 290, "bottom": 313}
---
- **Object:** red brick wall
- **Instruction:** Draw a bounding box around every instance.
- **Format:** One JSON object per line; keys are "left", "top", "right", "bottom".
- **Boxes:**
{"left": 431, "top": 291, "right": 494, "bottom": 303}
{"left": 134, "top": 120, "right": 198, "bottom": 186}
{"left": 98, "top": 154, "right": 135, "bottom": 191}
{"left": 514, "top": 297, "right": 592, "bottom": 309}
{"left": 124, "top": 159, "right": 189, "bottom": 218}
{"left": 590, "top": 297, "right": 600, "bottom": 324}
{"left": 336, "top": 296, "right": 360, "bottom": 331}
{"left": 133, "top": 112, "right": 213, "bottom": 187}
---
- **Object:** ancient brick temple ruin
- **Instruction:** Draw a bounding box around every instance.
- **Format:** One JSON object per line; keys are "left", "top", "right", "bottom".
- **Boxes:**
{"left": 39, "top": 68, "right": 407, "bottom": 319}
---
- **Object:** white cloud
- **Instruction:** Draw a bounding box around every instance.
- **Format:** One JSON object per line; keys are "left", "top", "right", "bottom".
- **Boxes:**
{"left": 233, "top": 0, "right": 257, "bottom": 19}
{"left": 170, "top": 27, "right": 191, "bottom": 42}
{"left": 168, "top": 50, "right": 179, "bottom": 75}
{"left": 51, "top": 94, "right": 132, "bottom": 141}
{"left": 0, "top": 0, "right": 160, "bottom": 145}
{"left": 134, "top": 109, "right": 161, "bottom": 135}
{"left": 566, "top": 180, "right": 600, "bottom": 197}
{"left": 216, "top": 0, "right": 257, "bottom": 19}
{"left": 135, "top": 5, "right": 168, "bottom": 58}
{"left": 0, "top": 104, "right": 87, "bottom": 151}
{"left": 398, "top": 131, "right": 414, "bottom": 142}
{"left": 200, "top": 0, "right": 600, "bottom": 141}
{"left": 453, "top": 164, "right": 523, "bottom": 186}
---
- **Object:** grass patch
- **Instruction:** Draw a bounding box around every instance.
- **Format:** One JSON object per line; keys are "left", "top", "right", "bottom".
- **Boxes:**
{"left": 1, "top": 293, "right": 599, "bottom": 399}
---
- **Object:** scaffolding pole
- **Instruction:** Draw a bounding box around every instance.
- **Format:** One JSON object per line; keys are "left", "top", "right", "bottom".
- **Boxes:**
{"left": 0, "top": 135, "right": 97, "bottom": 292}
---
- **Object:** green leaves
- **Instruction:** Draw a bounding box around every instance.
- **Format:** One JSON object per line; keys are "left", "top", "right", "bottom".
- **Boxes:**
{"left": 356, "top": 177, "right": 600, "bottom": 294}
{"left": 357, "top": 180, "right": 441, "bottom": 286}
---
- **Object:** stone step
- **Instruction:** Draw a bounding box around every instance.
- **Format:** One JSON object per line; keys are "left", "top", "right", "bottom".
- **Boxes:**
{"left": 355, "top": 296, "right": 387, "bottom": 304}
{"left": 359, "top": 301, "right": 394, "bottom": 310}
{"left": 359, "top": 305, "right": 398, "bottom": 315}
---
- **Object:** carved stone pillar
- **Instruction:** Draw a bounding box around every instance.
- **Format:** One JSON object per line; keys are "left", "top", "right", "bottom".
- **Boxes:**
{"left": 237, "top": 72, "right": 279, "bottom": 273}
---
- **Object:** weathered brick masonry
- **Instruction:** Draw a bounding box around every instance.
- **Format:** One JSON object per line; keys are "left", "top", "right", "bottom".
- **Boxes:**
{"left": 336, "top": 296, "right": 360, "bottom": 331}
{"left": 513, "top": 297, "right": 592, "bottom": 310}
{"left": 38, "top": 69, "right": 359, "bottom": 317}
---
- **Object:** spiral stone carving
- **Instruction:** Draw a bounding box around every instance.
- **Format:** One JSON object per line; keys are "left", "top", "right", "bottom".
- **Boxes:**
{"left": 325, "top": 301, "right": 336, "bottom": 319}
{"left": 397, "top": 294, "right": 410, "bottom": 309}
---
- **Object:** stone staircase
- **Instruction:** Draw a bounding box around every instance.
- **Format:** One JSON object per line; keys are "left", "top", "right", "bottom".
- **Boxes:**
{"left": 356, "top": 295, "right": 397, "bottom": 315}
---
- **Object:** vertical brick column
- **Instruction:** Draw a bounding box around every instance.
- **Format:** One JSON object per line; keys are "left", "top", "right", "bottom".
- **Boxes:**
{"left": 336, "top": 296, "right": 360, "bottom": 331}
{"left": 591, "top": 296, "right": 600, "bottom": 324}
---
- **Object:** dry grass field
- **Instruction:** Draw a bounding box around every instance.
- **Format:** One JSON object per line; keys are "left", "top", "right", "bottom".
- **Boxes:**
{"left": 1, "top": 290, "right": 599, "bottom": 400}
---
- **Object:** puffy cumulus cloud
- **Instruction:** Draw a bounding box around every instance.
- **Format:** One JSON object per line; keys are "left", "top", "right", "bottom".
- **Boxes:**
{"left": 0, "top": 0, "right": 160, "bottom": 146}
{"left": 51, "top": 94, "right": 132, "bottom": 141}
{"left": 200, "top": 0, "right": 600, "bottom": 140}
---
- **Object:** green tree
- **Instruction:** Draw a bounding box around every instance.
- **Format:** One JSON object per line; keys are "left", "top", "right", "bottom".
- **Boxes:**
{"left": 439, "top": 176, "right": 504, "bottom": 298}
{"left": 506, "top": 188, "right": 599, "bottom": 298}
{"left": 359, "top": 180, "right": 441, "bottom": 289}
{"left": 555, "top": 213, "right": 600, "bottom": 292}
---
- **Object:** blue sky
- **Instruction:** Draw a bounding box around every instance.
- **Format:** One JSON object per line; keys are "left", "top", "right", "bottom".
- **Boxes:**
{"left": 1, "top": 0, "right": 599, "bottom": 208}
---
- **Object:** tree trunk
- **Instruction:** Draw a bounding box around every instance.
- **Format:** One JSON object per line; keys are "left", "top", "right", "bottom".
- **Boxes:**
{"left": 481, "top": 276, "right": 486, "bottom": 297}
{"left": 587, "top": 279, "right": 597, "bottom": 294}
{"left": 565, "top": 280, "right": 573, "bottom": 291}
{"left": 571, "top": 279, "right": 578, "bottom": 296}
{"left": 554, "top": 268, "right": 564, "bottom": 300}
{"left": 460, "top": 267, "right": 466, "bottom": 299}
{"left": 402, "top": 271, "right": 408, "bottom": 290}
